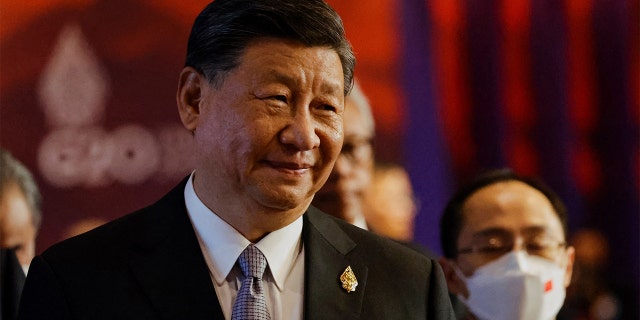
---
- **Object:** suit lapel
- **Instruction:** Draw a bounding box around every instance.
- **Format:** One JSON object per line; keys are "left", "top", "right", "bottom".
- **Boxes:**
{"left": 125, "top": 183, "right": 370, "bottom": 319}
{"left": 128, "top": 180, "right": 225, "bottom": 319}
{"left": 303, "top": 207, "right": 367, "bottom": 320}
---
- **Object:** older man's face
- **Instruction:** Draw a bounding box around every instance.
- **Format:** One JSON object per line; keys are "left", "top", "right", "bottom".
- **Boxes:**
{"left": 312, "top": 97, "right": 374, "bottom": 223}
{"left": 186, "top": 39, "right": 345, "bottom": 216}
{"left": 0, "top": 182, "right": 37, "bottom": 270}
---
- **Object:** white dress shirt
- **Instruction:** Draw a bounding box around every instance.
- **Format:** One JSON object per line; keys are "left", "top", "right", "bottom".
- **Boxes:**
{"left": 351, "top": 214, "right": 368, "bottom": 230}
{"left": 184, "top": 174, "right": 305, "bottom": 320}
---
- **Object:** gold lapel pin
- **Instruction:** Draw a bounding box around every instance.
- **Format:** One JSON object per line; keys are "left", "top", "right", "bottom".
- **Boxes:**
{"left": 340, "top": 266, "right": 358, "bottom": 293}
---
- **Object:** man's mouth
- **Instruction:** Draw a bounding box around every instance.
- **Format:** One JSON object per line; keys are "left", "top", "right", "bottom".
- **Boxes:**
{"left": 266, "top": 160, "right": 313, "bottom": 175}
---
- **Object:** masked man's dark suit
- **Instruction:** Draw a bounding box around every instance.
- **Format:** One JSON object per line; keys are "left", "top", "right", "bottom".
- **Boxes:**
{"left": 18, "top": 178, "right": 454, "bottom": 319}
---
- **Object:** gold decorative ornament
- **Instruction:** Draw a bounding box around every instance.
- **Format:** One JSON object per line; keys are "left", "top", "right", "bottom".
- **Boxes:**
{"left": 340, "top": 266, "right": 358, "bottom": 293}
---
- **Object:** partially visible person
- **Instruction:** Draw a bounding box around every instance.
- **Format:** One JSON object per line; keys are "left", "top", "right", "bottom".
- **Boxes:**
{"left": 312, "top": 83, "right": 436, "bottom": 258}
{"left": 0, "top": 148, "right": 41, "bottom": 275}
{"left": 363, "top": 161, "right": 418, "bottom": 242}
{"left": 557, "top": 228, "right": 623, "bottom": 320}
{"left": 312, "top": 80, "right": 374, "bottom": 229}
{"left": 1, "top": 248, "right": 26, "bottom": 320}
{"left": 0, "top": 148, "right": 41, "bottom": 320}
{"left": 438, "top": 168, "right": 575, "bottom": 320}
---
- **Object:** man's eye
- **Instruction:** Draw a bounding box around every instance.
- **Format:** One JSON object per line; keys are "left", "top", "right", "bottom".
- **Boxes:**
{"left": 319, "top": 104, "right": 337, "bottom": 112}
{"left": 526, "top": 239, "right": 555, "bottom": 251}
{"left": 271, "top": 95, "right": 287, "bottom": 103}
{"left": 341, "top": 143, "right": 355, "bottom": 154}
{"left": 478, "top": 245, "right": 508, "bottom": 254}
{"left": 526, "top": 243, "right": 546, "bottom": 252}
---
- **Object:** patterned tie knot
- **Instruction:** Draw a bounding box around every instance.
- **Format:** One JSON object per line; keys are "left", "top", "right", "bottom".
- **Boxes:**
{"left": 232, "top": 244, "right": 271, "bottom": 320}
{"left": 238, "top": 244, "right": 267, "bottom": 279}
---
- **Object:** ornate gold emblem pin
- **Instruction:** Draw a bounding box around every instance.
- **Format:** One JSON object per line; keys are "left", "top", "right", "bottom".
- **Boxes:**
{"left": 340, "top": 266, "right": 358, "bottom": 293}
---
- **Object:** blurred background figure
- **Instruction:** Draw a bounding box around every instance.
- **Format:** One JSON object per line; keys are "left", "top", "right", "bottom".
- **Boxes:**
{"left": 557, "top": 228, "right": 623, "bottom": 320}
{"left": 363, "top": 162, "right": 418, "bottom": 242}
{"left": 0, "top": 148, "right": 41, "bottom": 275}
{"left": 312, "top": 80, "right": 375, "bottom": 229}
{"left": 1, "top": 248, "right": 26, "bottom": 320}
{"left": 312, "top": 81, "right": 436, "bottom": 258}
{"left": 0, "top": 148, "right": 41, "bottom": 320}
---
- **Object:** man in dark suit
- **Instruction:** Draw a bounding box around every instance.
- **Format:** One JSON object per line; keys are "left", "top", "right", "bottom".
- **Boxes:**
{"left": 1, "top": 248, "right": 26, "bottom": 320}
{"left": 18, "top": 0, "right": 455, "bottom": 319}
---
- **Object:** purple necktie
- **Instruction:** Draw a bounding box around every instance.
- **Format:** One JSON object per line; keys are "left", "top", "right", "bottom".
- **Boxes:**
{"left": 231, "top": 245, "right": 271, "bottom": 320}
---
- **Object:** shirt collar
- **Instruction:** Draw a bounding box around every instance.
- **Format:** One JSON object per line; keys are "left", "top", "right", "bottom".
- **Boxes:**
{"left": 351, "top": 214, "right": 368, "bottom": 230}
{"left": 253, "top": 215, "right": 303, "bottom": 291}
{"left": 184, "top": 173, "right": 303, "bottom": 291}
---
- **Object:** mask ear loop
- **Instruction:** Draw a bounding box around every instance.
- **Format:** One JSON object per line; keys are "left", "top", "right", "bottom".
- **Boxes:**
{"left": 452, "top": 264, "right": 472, "bottom": 300}
{"left": 438, "top": 257, "right": 470, "bottom": 299}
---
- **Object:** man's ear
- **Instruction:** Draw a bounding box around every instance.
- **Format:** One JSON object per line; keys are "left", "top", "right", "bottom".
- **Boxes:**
{"left": 177, "top": 67, "right": 205, "bottom": 132}
{"left": 438, "top": 257, "right": 469, "bottom": 298}
{"left": 563, "top": 245, "right": 575, "bottom": 287}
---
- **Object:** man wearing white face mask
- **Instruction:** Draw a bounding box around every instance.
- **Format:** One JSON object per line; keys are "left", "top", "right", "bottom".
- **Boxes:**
{"left": 438, "top": 168, "right": 575, "bottom": 320}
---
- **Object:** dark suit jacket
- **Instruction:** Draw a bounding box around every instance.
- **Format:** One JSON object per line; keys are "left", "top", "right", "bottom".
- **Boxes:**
{"left": 1, "top": 248, "right": 26, "bottom": 320}
{"left": 18, "top": 179, "right": 454, "bottom": 319}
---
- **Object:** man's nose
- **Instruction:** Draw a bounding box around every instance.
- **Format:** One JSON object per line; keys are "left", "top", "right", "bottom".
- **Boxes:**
{"left": 279, "top": 110, "right": 320, "bottom": 151}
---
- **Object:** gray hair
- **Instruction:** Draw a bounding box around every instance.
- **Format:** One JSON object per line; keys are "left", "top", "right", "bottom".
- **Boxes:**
{"left": 0, "top": 148, "right": 42, "bottom": 229}
{"left": 347, "top": 80, "right": 375, "bottom": 135}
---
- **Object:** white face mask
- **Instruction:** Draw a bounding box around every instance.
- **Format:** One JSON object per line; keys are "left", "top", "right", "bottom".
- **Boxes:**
{"left": 458, "top": 251, "right": 566, "bottom": 320}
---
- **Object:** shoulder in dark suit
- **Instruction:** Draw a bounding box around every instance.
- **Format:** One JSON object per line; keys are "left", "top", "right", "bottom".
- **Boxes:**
{"left": 1, "top": 248, "right": 26, "bottom": 320}
{"left": 18, "top": 180, "right": 454, "bottom": 320}
{"left": 303, "top": 207, "right": 455, "bottom": 319}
